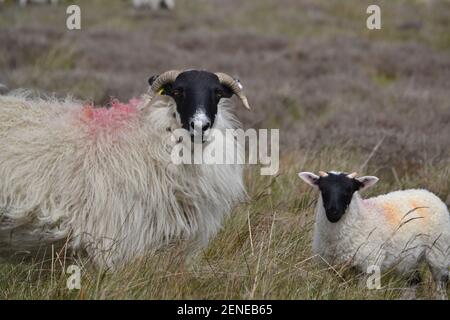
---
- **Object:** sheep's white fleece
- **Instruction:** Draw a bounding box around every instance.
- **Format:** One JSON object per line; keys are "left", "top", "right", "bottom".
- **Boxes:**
{"left": 0, "top": 92, "right": 245, "bottom": 268}
{"left": 313, "top": 189, "right": 449, "bottom": 282}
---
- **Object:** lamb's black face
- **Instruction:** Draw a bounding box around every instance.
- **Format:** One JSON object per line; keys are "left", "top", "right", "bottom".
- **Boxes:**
{"left": 149, "top": 70, "right": 233, "bottom": 142}
{"left": 317, "top": 173, "right": 362, "bottom": 223}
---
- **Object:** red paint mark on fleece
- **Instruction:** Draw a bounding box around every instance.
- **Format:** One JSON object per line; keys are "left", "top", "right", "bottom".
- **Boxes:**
{"left": 80, "top": 98, "right": 140, "bottom": 134}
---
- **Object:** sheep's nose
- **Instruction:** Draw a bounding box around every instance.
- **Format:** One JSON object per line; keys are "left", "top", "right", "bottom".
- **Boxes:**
{"left": 202, "top": 122, "right": 211, "bottom": 132}
{"left": 190, "top": 121, "right": 211, "bottom": 132}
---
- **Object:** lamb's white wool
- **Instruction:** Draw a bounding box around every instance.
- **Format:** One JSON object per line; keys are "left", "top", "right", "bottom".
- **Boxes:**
{"left": 0, "top": 92, "right": 245, "bottom": 268}
{"left": 300, "top": 172, "right": 449, "bottom": 299}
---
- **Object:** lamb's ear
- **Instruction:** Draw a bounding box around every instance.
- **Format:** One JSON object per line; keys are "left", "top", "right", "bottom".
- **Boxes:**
{"left": 298, "top": 172, "right": 320, "bottom": 189}
{"left": 356, "top": 176, "right": 379, "bottom": 191}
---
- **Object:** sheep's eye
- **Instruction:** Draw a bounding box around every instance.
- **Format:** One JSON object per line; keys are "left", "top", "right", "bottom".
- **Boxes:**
{"left": 172, "top": 89, "right": 183, "bottom": 98}
{"left": 215, "top": 90, "right": 223, "bottom": 100}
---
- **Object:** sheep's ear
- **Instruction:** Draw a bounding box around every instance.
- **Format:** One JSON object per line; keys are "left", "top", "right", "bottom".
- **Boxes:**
{"left": 298, "top": 172, "right": 320, "bottom": 188}
{"left": 356, "top": 176, "right": 379, "bottom": 191}
{"left": 220, "top": 78, "right": 243, "bottom": 99}
{"left": 221, "top": 84, "right": 234, "bottom": 98}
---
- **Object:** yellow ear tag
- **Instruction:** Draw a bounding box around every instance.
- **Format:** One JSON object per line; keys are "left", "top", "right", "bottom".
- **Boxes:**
{"left": 158, "top": 88, "right": 165, "bottom": 95}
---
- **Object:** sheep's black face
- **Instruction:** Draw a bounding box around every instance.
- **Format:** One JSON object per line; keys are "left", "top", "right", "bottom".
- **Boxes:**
{"left": 318, "top": 173, "right": 362, "bottom": 223}
{"left": 149, "top": 70, "right": 233, "bottom": 143}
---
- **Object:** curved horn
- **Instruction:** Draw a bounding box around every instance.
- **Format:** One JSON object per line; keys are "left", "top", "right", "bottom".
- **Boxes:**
{"left": 148, "top": 70, "right": 181, "bottom": 100}
{"left": 318, "top": 171, "right": 328, "bottom": 177}
{"left": 215, "top": 72, "right": 251, "bottom": 110}
{"left": 347, "top": 172, "right": 357, "bottom": 179}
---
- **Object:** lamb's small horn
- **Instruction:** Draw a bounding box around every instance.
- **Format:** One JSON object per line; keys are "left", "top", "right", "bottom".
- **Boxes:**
{"left": 148, "top": 70, "right": 181, "bottom": 101}
{"left": 215, "top": 72, "right": 251, "bottom": 110}
{"left": 318, "top": 171, "right": 328, "bottom": 177}
{"left": 347, "top": 172, "right": 357, "bottom": 178}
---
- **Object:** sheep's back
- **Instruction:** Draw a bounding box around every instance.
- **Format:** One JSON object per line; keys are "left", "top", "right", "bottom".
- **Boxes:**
{"left": 365, "top": 189, "right": 448, "bottom": 231}
{"left": 363, "top": 189, "right": 450, "bottom": 267}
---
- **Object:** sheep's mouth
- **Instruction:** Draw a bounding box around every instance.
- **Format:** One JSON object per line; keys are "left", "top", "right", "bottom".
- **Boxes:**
{"left": 190, "top": 134, "right": 208, "bottom": 144}
{"left": 190, "top": 129, "right": 214, "bottom": 144}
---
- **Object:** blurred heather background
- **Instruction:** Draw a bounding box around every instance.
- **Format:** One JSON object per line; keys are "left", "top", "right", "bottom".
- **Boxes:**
{"left": 0, "top": 0, "right": 449, "bottom": 299}
{"left": 1, "top": 0, "right": 449, "bottom": 170}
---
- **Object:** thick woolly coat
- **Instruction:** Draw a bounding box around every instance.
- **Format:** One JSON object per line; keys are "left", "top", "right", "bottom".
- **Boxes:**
{"left": 0, "top": 92, "right": 245, "bottom": 268}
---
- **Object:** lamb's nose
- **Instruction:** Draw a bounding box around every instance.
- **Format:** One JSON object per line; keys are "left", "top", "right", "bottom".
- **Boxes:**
{"left": 328, "top": 207, "right": 338, "bottom": 216}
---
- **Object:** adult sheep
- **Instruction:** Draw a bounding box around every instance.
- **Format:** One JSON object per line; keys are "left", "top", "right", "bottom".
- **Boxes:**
{"left": 0, "top": 69, "right": 250, "bottom": 268}
{"left": 298, "top": 171, "right": 449, "bottom": 299}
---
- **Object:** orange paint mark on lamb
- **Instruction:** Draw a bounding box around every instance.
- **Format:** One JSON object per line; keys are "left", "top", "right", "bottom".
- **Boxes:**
{"left": 381, "top": 202, "right": 402, "bottom": 226}
{"left": 381, "top": 200, "right": 430, "bottom": 228}
{"left": 409, "top": 200, "right": 429, "bottom": 220}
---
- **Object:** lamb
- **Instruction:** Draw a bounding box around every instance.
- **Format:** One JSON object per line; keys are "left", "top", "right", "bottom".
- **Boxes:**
{"left": 298, "top": 171, "right": 449, "bottom": 299}
{"left": 0, "top": 69, "right": 250, "bottom": 269}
